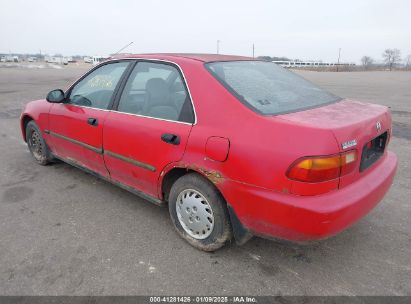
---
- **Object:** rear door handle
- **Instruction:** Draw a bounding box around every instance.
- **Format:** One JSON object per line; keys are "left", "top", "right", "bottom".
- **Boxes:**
{"left": 161, "top": 133, "right": 180, "bottom": 145}
{"left": 87, "top": 118, "right": 98, "bottom": 126}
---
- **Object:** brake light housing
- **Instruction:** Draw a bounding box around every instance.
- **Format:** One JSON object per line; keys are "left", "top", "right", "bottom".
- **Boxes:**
{"left": 287, "top": 150, "right": 358, "bottom": 183}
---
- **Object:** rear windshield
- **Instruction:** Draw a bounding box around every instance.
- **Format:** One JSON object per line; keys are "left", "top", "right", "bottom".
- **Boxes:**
{"left": 205, "top": 61, "right": 341, "bottom": 115}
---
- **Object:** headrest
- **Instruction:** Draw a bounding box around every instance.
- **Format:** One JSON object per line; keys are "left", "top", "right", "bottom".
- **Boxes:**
{"left": 145, "top": 78, "right": 169, "bottom": 104}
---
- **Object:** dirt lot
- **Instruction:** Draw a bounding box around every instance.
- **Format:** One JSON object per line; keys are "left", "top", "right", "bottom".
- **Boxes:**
{"left": 0, "top": 64, "right": 410, "bottom": 295}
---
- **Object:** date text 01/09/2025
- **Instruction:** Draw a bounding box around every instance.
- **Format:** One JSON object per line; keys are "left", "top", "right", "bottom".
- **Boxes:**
{"left": 149, "top": 296, "right": 257, "bottom": 303}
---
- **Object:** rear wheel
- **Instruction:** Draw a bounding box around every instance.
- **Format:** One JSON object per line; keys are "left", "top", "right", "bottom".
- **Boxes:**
{"left": 168, "top": 173, "right": 232, "bottom": 251}
{"left": 26, "top": 121, "right": 52, "bottom": 165}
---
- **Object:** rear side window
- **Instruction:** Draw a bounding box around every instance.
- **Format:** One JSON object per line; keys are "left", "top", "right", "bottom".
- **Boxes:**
{"left": 117, "top": 61, "right": 194, "bottom": 123}
{"left": 206, "top": 61, "right": 341, "bottom": 115}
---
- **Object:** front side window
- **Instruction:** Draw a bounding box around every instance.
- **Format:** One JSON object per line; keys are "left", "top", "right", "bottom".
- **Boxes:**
{"left": 117, "top": 61, "right": 194, "bottom": 123}
{"left": 68, "top": 61, "right": 129, "bottom": 109}
{"left": 206, "top": 61, "right": 341, "bottom": 115}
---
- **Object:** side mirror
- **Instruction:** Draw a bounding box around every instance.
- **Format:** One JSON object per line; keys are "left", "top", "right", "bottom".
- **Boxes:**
{"left": 46, "top": 89, "right": 65, "bottom": 103}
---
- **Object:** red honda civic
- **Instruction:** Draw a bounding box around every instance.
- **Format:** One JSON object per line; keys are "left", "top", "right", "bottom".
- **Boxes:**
{"left": 20, "top": 54, "right": 397, "bottom": 251}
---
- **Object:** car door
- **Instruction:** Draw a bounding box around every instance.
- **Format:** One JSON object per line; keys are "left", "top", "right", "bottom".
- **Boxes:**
{"left": 47, "top": 61, "right": 131, "bottom": 177}
{"left": 103, "top": 60, "right": 195, "bottom": 198}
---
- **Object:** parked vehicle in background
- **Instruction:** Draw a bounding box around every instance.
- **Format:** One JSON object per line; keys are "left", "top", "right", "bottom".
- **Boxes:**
{"left": 84, "top": 56, "right": 93, "bottom": 63}
{"left": 20, "top": 54, "right": 397, "bottom": 251}
{"left": 0, "top": 56, "right": 5, "bottom": 62}
{"left": 5, "top": 56, "right": 19, "bottom": 62}
{"left": 45, "top": 56, "right": 69, "bottom": 65}
{"left": 28, "top": 57, "right": 38, "bottom": 62}
{"left": 92, "top": 55, "right": 110, "bottom": 65}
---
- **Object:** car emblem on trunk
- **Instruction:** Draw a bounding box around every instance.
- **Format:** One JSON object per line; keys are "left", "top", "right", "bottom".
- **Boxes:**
{"left": 376, "top": 121, "right": 382, "bottom": 132}
{"left": 342, "top": 139, "right": 357, "bottom": 149}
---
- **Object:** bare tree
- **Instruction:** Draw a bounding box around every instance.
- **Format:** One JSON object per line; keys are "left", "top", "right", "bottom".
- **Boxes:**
{"left": 382, "top": 49, "right": 401, "bottom": 71}
{"left": 361, "top": 56, "right": 374, "bottom": 70}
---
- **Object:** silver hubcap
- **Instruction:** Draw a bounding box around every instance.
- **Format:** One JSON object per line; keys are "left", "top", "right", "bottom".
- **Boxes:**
{"left": 176, "top": 189, "right": 214, "bottom": 240}
{"left": 29, "top": 130, "right": 43, "bottom": 160}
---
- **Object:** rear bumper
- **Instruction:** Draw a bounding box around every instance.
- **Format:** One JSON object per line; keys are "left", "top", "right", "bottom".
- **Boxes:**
{"left": 223, "top": 151, "right": 397, "bottom": 241}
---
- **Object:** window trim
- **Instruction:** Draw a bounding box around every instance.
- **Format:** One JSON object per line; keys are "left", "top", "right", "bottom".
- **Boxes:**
{"left": 111, "top": 59, "right": 197, "bottom": 125}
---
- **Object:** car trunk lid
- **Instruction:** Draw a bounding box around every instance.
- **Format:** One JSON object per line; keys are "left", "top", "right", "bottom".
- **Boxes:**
{"left": 276, "top": 99, "right": 391, "bottom": 188}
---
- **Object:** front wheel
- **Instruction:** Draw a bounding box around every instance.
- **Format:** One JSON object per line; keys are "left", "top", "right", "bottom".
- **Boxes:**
{"left": 26, "top": 121, "right": 52, "bottom": 165}
{"left": 168, "top": 173, "right": 232, "bottom": 251}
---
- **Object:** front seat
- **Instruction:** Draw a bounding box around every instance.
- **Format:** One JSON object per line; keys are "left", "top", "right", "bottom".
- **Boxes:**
{"left": 143, "top": 78, "right": 179, "bottom": 121}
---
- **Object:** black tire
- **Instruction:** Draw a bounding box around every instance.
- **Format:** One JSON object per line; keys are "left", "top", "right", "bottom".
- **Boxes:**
{"left": 26, "top": 121, "right": 52, "bottom": 165}
{"left": 168, "top": 173, "right": 232, "bottom": 251}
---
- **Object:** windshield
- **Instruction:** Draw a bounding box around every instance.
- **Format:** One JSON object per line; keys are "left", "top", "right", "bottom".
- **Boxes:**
{"left": 205, "top": 61, "right": 341, "bottom": 115}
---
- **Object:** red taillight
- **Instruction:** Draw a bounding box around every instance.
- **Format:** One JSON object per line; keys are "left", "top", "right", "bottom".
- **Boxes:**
{"left": 287, "top": 150, "right": 357, "bottom": 183}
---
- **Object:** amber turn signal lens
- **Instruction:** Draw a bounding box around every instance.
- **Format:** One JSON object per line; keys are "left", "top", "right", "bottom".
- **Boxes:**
{"left": 287, "top": 151, "right": 357, "bottom": 183}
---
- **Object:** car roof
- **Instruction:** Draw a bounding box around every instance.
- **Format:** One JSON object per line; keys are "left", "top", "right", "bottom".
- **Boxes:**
{"left": 111, "top": 53, "right": 254, "bottom": 63}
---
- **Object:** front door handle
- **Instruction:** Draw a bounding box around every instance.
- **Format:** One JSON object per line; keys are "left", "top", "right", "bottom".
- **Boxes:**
{"left": 87, "top": 118, "right": 98, "bottom": 126}
{"left": 161, "top": 133, "right": 180, "bottom": 145}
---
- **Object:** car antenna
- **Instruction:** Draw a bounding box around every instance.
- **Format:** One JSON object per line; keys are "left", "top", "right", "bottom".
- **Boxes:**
{"left": 112, "top": 42, "right": 134, "bottom": 55}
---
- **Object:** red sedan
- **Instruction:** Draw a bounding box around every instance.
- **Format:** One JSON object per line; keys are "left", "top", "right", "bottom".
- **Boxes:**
{"left": 20, "top": 54, "right": 397, "bottom": 251}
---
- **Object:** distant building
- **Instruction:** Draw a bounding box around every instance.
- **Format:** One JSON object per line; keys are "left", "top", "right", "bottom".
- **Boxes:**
{"left": 272, "top": 60, "right": 356, "bottom": 68}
